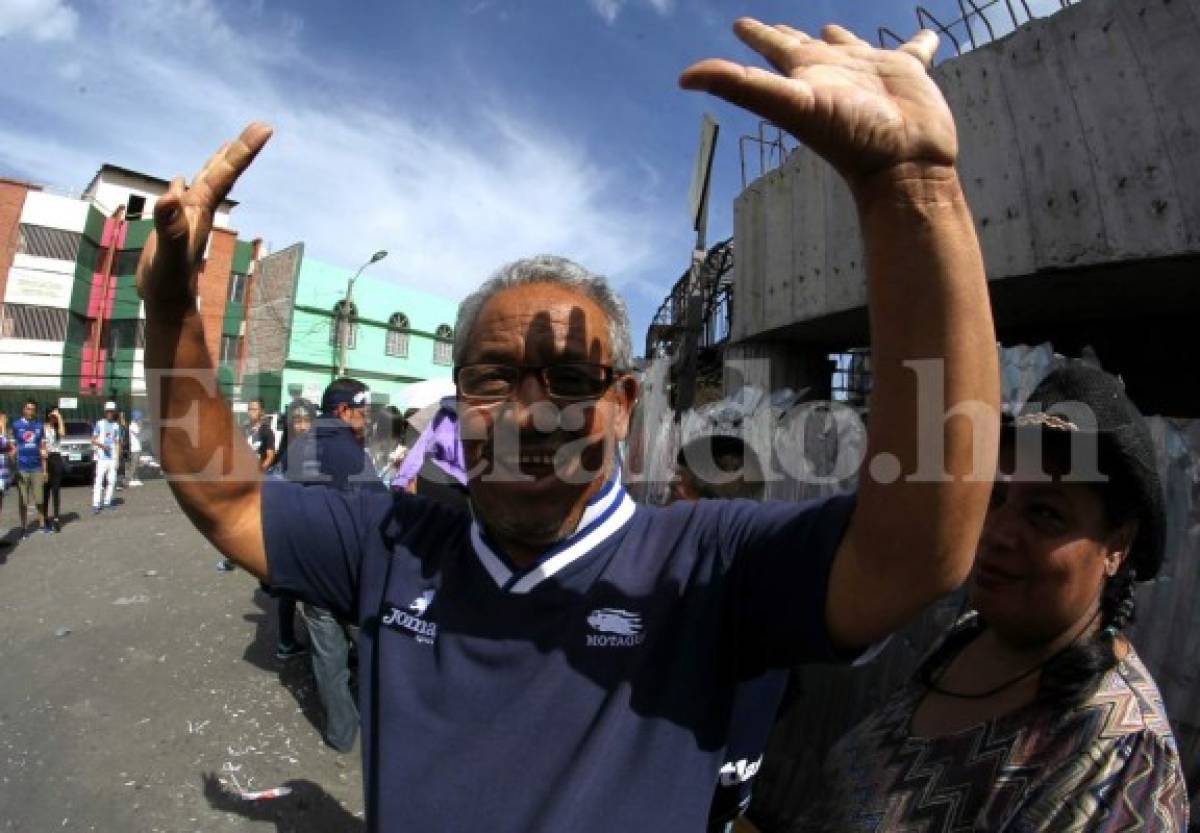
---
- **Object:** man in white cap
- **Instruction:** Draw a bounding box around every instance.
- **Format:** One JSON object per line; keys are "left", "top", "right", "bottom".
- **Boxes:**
{"left": 92, "top": 401, "right": 121, "bottom": 513}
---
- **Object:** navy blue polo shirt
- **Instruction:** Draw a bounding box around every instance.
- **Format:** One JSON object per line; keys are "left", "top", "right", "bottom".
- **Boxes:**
{"left": 263, "top": 473, "right": 854, "bottom": 833}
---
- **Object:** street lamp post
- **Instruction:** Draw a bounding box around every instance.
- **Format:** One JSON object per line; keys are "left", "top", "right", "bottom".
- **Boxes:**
{"left": 336, "top": 249, "right": 388, "bottom": 378}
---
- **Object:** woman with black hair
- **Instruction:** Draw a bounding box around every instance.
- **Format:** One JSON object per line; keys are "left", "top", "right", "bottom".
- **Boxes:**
{"left": 797, "top": 364, "right": 1189, "bottom": 831}
{"left": 42, "top": 405, "right": 65, "bottom": 532}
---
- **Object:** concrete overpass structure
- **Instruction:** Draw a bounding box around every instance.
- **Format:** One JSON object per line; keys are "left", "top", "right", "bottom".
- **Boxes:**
{"left": 728, "top": 0, "right": 1200, "bottom": 416}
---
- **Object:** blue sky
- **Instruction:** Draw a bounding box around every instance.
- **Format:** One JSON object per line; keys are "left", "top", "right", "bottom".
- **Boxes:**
{"left": 0, "top": 0, "right": 1063, "bottom": 347}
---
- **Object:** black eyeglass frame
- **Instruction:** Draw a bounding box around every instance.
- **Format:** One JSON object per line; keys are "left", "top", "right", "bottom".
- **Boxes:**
{"left": 453, "top": 362, "right": 621, "bottom": 402}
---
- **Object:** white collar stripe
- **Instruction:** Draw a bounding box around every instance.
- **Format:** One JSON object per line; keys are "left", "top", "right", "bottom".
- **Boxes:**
{"left": 470, "top": 523, "right": 513, "bottom": 587}
{"left": 573, "top": 476, "right": 623, "bottom": 539}
{"left": 468, "top": 477, "right": 635, "bottom": 592}
{"left": 508, "top": 493, "right": 636, "bottom": 594}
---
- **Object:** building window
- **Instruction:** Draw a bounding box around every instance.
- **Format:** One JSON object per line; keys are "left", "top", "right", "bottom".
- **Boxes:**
{"left": 115, "top": 249, "right": 142, "bottom": 276}
{"left": 107, "top": 318, "right": 141, "bottom": 353}
{"left": 126, "top": 195, "right": 146, "bottom": 221}
{"left": 433, "top": 324, "right": 454, "bottom": 366}
{"left": 0, "top": 303, "right": 69, "bottom": 341}
{"left": 386, "top": 312, "right": 410, "bottom": 358}
{"left": 829, "top": 348, "right": 872, "bottom": 406}
{"left": 329, "top": 301, "right": 358, "bottom": 349}
{"left": 16, "top": 224, "right": 82, "bottom": 262}
{"left": 228, "top": 272, "right": 248, "bottom": 304}
{"left": 77, "top": 237, "right": 101, "bottom": 272}
{"left": 219, "top": 334, "right": 243, "bottom": 365}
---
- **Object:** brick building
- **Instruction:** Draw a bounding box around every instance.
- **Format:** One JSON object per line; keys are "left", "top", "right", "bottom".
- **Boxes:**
{"left": 0, "top": 165, "right": 260, "bottom": 418}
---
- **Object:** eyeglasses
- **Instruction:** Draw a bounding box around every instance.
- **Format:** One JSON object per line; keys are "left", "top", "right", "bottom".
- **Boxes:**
{"left": 455, "top": 362, "right": 617, "bottom": 401}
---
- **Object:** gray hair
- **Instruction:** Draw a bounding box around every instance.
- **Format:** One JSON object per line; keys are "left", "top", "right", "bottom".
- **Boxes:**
{"left": 453, "top": 255, "right": 633, "bottom": 370}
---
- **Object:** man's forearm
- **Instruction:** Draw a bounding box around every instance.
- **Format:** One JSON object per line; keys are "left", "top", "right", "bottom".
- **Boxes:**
{"left": 145, "top": 309, "right": 263, "bottom": 555}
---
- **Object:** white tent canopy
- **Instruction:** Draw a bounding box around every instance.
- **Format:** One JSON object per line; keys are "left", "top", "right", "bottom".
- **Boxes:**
{"left": 394, "top": 378, "right": 455, "bottom": 412}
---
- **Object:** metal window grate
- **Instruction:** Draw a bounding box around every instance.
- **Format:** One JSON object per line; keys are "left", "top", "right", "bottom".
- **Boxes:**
{"left": 386, "top": 331, "right": 409, "bottom": 358}
{"left": 432, "top": 341, "right": 453, "bottom": 365}
{"left": 16, "top": 225, "right": 83, "bottom": 262}
{"left": 432, "top": 324, "right": 454, "bottom": 366}
{"left": 329, "top": 301, "right": 358, "bottom": 349}
{"left": 0, "top": 303, "right": 70, "bottom": 341}
{"left": 386, "top": 313, "right": 410, "bottom": 357}
{"left": 829, "top": 349, "right": 872, "bottom": 406}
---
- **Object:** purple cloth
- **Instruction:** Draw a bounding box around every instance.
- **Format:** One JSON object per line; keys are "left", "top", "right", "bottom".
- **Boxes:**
{"left": 393, "top": 401, "right": 466, "bottom": 488}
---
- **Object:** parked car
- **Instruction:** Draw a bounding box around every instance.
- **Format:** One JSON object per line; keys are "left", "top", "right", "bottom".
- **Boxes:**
{"left": 58, "top": 420, "right": 97, "bottom": 480}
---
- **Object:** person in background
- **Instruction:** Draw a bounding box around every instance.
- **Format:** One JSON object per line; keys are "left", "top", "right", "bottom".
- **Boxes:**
{"left": 276, "top": 398, "right": 314, "bottom": 477}
{"left": 286, "top": 380, "right": 379, "bottom": 490}
{"left": 42, "top": 405, "right": 66, "bottom": 533}
{"left": 12, "top": 399, "right": 48, "bottom": 538}
{"left": 670, "top": 435, "right": 775, "bottom": 833}
{"left": 0, "top": 411, "right": 12, "bottom": 547}
{"left": 797, "top": 364, "right": 1189, "bottom": 831}
{"left": 672, "top": 434, "right": 766, "bottom": 504}
{"left": 245, "top": 398, "right": 277, "bottom": 473}
{"left": 390, "top": 397, "right": 467, "bottom": 507}
{"left": 218, "top": 399, "right": 278, "bottom": 572}
{"left": 91, "top": 401, "right": 121, "bottom": 514}
{"left": 372, "top": 405, "right": 408, "bottom": 484}
{"left": 126, "top": 410, "right": 144, "bottom": 486}
{"left": 281, "top": 378, "right": 383, "bottom": 752}
{"left": 265, "top": 399, "right": 313, "bottom": 661}
{"left": 115, "top": 410, "right": 129, "bottom": 491}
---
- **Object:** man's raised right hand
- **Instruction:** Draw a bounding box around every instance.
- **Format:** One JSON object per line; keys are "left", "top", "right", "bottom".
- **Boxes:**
{"left": 136, "top": 122, "right": 273, "bottom": 319}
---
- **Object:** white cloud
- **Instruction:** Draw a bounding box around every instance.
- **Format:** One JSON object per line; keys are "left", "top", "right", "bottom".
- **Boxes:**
{"left": 0, "top": 0, "right": 78, "bottom": 41}
{"left": 0, "top": 0, "right": 673, "bottom": 314}
{"left": 588, "top": 0, "right": 621, "bottom": 24}
{"left": 586, "top": 0, "right": 673, "bottom": 25}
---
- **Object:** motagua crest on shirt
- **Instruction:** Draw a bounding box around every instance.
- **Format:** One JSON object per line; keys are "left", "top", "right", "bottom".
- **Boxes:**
{"left": 586, "top": 608, "right": 645, "bottom": 648}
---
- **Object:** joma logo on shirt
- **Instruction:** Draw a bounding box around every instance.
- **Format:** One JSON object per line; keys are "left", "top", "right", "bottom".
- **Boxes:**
{"left": 381, "top": 591, "right": 438, "bottom": 644}
{"left": 585, "top": 608, "right": 645, "bottom": 647}
{"left": 409, "top": 589, "right": 435, "bottom": 616}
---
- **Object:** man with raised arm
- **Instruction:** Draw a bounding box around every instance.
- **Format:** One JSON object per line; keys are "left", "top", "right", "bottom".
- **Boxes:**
{"left": 139, "top": 20, "right": 998, "bottom": 833}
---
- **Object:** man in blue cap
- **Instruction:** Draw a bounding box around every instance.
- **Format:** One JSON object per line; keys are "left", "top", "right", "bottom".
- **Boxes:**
{"left": 279, "top": 376, "right": 385, "bottom": 752}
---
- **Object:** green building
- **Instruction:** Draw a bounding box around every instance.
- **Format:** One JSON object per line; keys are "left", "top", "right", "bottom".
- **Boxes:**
{"left": 243, "top": 243, "right": 459, "bottom": 411}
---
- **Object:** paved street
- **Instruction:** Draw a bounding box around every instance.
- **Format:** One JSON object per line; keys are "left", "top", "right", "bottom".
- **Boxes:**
{"left": 0, "top": 477, "right": 364, "bottom": 832}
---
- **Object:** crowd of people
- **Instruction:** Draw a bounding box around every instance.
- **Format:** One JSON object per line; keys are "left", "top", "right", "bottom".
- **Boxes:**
{"left": 33, "top": 13, "right": 1191, "bottom": 833}
{"left": 0, "top": 398, "right": 147, "bottom": 545}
